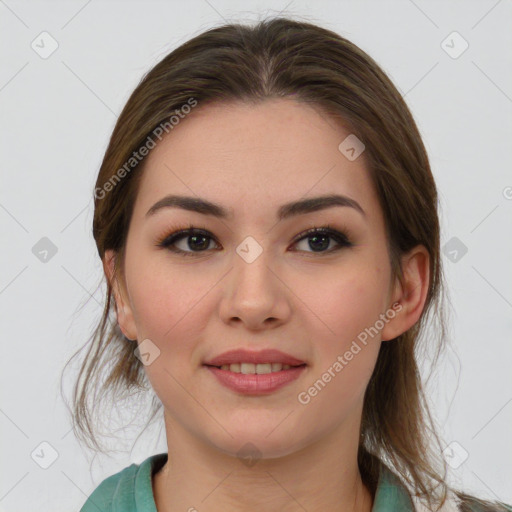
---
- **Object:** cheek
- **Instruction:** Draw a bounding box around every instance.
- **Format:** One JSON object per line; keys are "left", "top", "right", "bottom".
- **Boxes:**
{"left": 295, "top": 280, "right": 383, "bottom": 420}
{"left": 126, "top": 255, "right": 212, "bottom": 349}
{"left": 127, "top": 264, "right": 213, "bottom": 403}
{"left": 299, "top": 266, "right": 389, "bottom": 348}
{"left": 294, "top": 265, "right": 386, "bottom": 399}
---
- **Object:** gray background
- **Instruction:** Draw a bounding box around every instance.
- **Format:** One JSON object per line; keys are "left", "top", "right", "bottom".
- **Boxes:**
{"left": 1, "top": 0, "right": 511, "bottom": 510}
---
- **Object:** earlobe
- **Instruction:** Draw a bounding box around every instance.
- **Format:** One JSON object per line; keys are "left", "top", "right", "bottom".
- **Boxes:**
{"left": 102, "top": 249, "right": 138, "bottom": 341}
{"left": 380, "top": 245, "right": 430, "bottom": 342}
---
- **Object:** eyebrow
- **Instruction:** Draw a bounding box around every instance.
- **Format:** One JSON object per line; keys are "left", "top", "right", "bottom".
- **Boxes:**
{"left": 145, "top": 194, "right": 366, "bottom": 221}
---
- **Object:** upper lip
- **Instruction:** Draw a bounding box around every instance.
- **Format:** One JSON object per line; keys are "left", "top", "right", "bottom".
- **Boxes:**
{"left": 204, "top": 349, "right": 306, "bottom": 367}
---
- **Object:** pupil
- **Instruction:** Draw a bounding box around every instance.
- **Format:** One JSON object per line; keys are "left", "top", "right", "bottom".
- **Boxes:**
{"left": 189, "top": 235, "right": 209, "bottom": 250}
{"left": 309, "top": 234, "right": 329, "bottom": 251}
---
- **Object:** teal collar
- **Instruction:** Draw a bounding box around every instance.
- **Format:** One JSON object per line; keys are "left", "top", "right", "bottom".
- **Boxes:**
{"left": 370, "top": 460, "right": 416, "bottom": 511}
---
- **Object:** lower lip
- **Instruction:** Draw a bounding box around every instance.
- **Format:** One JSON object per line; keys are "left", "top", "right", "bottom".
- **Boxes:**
{"left": 204, "top": 365, "right": 307, "bottom": 395}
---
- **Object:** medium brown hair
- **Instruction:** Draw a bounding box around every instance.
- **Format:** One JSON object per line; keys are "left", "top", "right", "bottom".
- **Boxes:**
{"left": 62, "top": 16, "right": 509, "bottom": 511}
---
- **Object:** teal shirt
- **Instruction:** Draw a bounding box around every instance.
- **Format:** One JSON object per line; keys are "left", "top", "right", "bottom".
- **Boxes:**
{"left": 79, "top": 452, "right": 511, "bottom": 512}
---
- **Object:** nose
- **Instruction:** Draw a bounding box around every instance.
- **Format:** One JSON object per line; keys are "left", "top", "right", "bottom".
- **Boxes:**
{"left": 218, "top": 246, "right": 291, "bottom": 330}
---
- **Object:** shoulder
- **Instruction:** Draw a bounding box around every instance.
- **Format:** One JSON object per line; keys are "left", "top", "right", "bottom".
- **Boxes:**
{"left": 374, "top": 460, "right": 511, "bottom": 512}
{"left": 79, "top": 461, "right": 139, "bottom": 512}
{"left": 453, "top": 492, "right": 512, "bottom": 512}
{"left": 411, "top": 491, "right": 512, "bottom": 512}
{"left": 79, "top": 453, "right": 167, "bottom": 512}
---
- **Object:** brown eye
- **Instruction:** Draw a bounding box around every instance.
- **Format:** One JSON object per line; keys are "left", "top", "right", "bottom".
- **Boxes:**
{"left": 291, "top": 226, "right": 353, "bottom": 254}
{"left": 158, "top": 228, "right": 219, "bottom": 256}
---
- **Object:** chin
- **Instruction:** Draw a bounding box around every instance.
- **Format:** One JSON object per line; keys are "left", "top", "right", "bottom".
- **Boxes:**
{"left": 205, "top": 427, "right": 310, "bottom": 463}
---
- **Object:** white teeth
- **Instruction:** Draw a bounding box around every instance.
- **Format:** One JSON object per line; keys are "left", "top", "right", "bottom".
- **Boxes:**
{"left": 218, "top": 362, "right": 296, "bottom": 373}
{"left": 241, "top": 363, "right": 255, "bottom": 374}
{"left": 256, "top": 363, "right": 272, "bottom": 374}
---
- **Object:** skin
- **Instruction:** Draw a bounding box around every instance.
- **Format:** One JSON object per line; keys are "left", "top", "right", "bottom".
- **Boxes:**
{"left": 104, "top": 98, "right": 429, "bottom": 512}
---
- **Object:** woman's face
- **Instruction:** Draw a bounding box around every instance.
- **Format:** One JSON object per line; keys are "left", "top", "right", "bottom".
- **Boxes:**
{"left": 108, "top": 98, "right": 409, "bottom": 458}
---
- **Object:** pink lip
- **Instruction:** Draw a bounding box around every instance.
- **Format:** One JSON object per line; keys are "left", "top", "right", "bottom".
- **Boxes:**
{"left": 205, "top": 365, "right": 307, "bottom": 395}
{"left": 203, "top": 348, "right": 306, "bottom": 367}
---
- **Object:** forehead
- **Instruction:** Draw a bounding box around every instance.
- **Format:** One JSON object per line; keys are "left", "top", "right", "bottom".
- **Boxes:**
{"left": 133, "top": 99, "right": 380, "bottom": 224}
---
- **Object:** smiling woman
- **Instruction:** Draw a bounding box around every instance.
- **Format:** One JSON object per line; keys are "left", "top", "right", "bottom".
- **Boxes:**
{"left": 62, "top": 16, "right": 511, "bottom": 512}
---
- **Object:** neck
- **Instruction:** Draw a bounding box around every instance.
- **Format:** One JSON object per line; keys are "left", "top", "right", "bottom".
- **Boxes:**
{"left": 153, "top": 413, "right": 374, "bottom": 512}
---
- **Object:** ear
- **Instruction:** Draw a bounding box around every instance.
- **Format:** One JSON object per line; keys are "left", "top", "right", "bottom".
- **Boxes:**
{"left": 103, "top": 249, "right": 138, "bottom": 341}
{"left": 381, "top": 245, "right": 430, "bottom": 342}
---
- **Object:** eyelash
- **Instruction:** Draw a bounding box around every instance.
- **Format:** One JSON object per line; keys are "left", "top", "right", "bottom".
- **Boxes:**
{"left": 155, "top": 223, "right": 354, "bottom": 258}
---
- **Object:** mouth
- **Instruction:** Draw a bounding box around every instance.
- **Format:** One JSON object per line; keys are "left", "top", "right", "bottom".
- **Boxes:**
{"left": 203, "top": 362, "right": 307, "bottom": 373}
{"left": 202, "top": 348, "right": 308, "bottom": 394}
{"left": 203, "top": 348, "right": 307, "bottom": 368}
